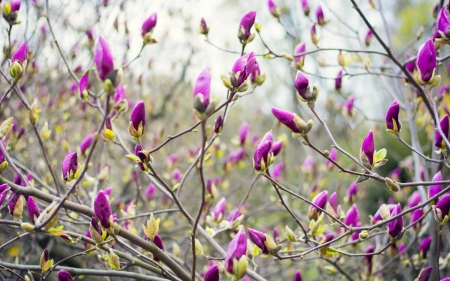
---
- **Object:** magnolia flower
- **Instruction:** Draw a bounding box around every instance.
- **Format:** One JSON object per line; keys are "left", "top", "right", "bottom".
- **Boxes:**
{"left": 250, "top": 61, "right": 265, "bottom": 86}
{"left": 318, "top": 233, "right": 335, "bottom": 257}
{"left": 387, "top": 204, "right": 404, "bottom": 239}
{"left": 114, "top": 83, "right": 128, "bottom": 113}
{"left": 385, "top": 100, "right": 401, "bottom": 133}
{"left": 232, "top": 52, "right": 257, "bottom": 88}
{"left": 0, "top": 184, "right": 11, "bottom": 206}
{"left": 238, "top": 11, "right": 256, "bottom": 43}
{"left": 200, "top": 18, "right": 209, "bottom": 35}
{"left": 61, "top": 151, "right": 78, "bottom": 182}
{"left": 0, "top": 140, "right": 8, "bottom": 173}
{"left": 371, "top": 204, "right": 396, "bottom": 224}
{"left": 294, "top": 270, "right": 302, "bottom": 281}
{"left": 416, "top": 38, "right": 440, "bottom": 87}
{"left": 416, "top": 266, "right": 433, "bottom": 281}
{"left": 94, "top": 36, "right": 114, "bottom": 82}
{"left": 344, "top": 95, "right": 355, "bottom": 117}
{"left": 294, "top": 42, "right": 306, "bottom": 68}
{"left": 145, "top": 184, "right": 156, "bottom": 199}
{"left": 363, "top": 246, "right": 375, "bottom": 276}
{"left": 434, "top": 193, "right": 450, "bottom": 222}
{"left": 301, "top": 0, "right": 310, "bottom": 16}
{"left": 204, "top": 265, "right": 219, "bottom": 281}
{"left": 430, "top": 171, "right": 443, "bottom": 202}
{"left": 224, "top": 229, "right": 247, "bottom": 275}
{"left": 253, "top": 130, "right": 273, "bottom": 172}
{"left": 360, "top": 131, "right": 374, "bottom": 167}
{"left": 268, "top": 0, "right": 280, "bottom": 18}
{"left": 128, "top": 101, "right": 146, "bottom": 139}
{"left": 411, "top": 208, "right": 424, "bottom": 230}
{"left": 435, "top": 115, "right": 449, "bottom": 150}
{"left": 436, "top": 6, "right": 450, "bottom": 42}
{"left": 310, "top": 23, "right": 318, "bottom": 46}
{"left": 272, "top": 162, "right": 284, "bottom": 180}
{"left": 271, "top": 140, "right": 283, "bottom": 156}
{"left": 214, "top": 115, "right": 223, "bottom": 134}
{"left": 94, "top": 190, "right": 112, "bottom": 228}
{"left": 248, "top": 228, "right": 277, "bottom": 254}
{"left": 9, "top": 41, "right": 28, "bottom": 79}
{"left": 405, "top": 54, "right": 416, "bottom": 73}
{"left": 347, "top": 183, "right": 358, "bottom": 204}
{"left": 294, "top": 71, "right": 309, "bottom": 102}
{"left": 408, "top": 191, "right": 422, "bottom": 208}
{"left": 326, "top": 148, "right": 337, "bottom": 170}
{"left": 308, "top": 190, "right": 328, "bottom": 220}
{"left": 193, "top": 67, "right": 215, "bottom": 118}
{"left": 79, "top": 73, "right": 90, "bottom": 101}
{"left": 153, "top": 235, "right": 165, "bottom": 261}
{"left": 27, "top": 196, "right": 40, "bottom": 224}
{"left": 57, "top": 270, "right": 73, "bottom": 281}
{"left": 419, "top": 236, "right": 432, "bottom": 259}
{"left": 141, "top": 13, "right": 157, "bottom": 37}
{"left": 271, "top": 107, "right": 313, "bottom": 137}
{"left": 345, "top": 204, "right": 360, "bottom": 227}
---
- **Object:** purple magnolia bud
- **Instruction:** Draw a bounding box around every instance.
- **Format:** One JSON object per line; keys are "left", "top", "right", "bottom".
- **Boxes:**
{"left": 326, "top": 148, "right": 337, "bottom": 170}
{"left": 345, "top": 204, "right": 360, "bottom": 227}
{"left": 294, "top": 42, "right": 306, "bottom": 68}
{"left": 193, "top": 67, "right": 212, "bottom": 116}
{"left": 440, "top": 278, "right": 450, "bottom": 281}
{"left": 411, "top": 208, "right": 424, "bottom": 230}
{"left": 387, "top": 204, "right": 403, "bottom": 239}
{"left": 250, "top": 62, "right": 263, "bottom": 85}
{"left": 114, "top": 83, "right": 127, "bottom": 109}
{"left": 27, "top": 196, "right": 40, "bottom": 224}
{"left": 212, "top": 197, "right": 226, "bottom": 222}
{"left": 335, "top": 70, "right": 343, "bottom": 90}
{"left": 79, "top": 134, "right": 94, "bottom": 156}
{"left": 273, "top": 227, "right": 280, "bottom": 242}
{"left": 437, "top": 6, "right": 450, "bottom": 39}
{"left": 440, "top": 85, "right": 450, "bottom": 97}
{"left": 10, "top": 0, "right": 21, "bottom": 12}
{"left": 253, "top": 131, "right": 273, "bottom": 172}
{"left": 361, "top": 130, "right": 374, "bottom": 166}
{"left": 293, "top": 270, "right": 302, "bottom": 281}
{"left": 86, "top": 29, "right": 94, "bottom": 42}
{"left": 345, "top": 95, "right": 355, "bottom": 117}
{"left": 271, "top": 107, "right": 300, "bottom": 133}
{"left": 129, "top": 101, "right": 146, "bottom": 139}
{"left": 271, "top": 140, "right": 283, "bottom": 156}
{"left": 365, "top": 29, "right": 373, "bottom": 46}
{"left": 239, "top": 122, "right": 250, "bottom": 145}
{"left": 405, "top": 54, "right": 416, "bottom": 73}
{"left": 57, "top": 270, "right": 73, "bottom": 281}
{"left": 389, "top": 167, "right": 402, "bottom": 181}
{"left": 303, "top": 155, "right": 315, "bottom": 174}
{"left": 294, "top": 71, "right": 309, "bottom": 101}
{"left": 153, "top": 234, "right": 165, "bottom": 261}
{"left": 416, "top": 38, "right": 437, "bottom": 84}
{"left": 232, "top": 52, "right": 257, "bottom": 87}
{"left": 408, "top": 191, "right": 421, "bottom": 208}
{"left": 94, "top": 36, "right": 114, "bottom": 81}
{"left": 417, "top": 266, "right": 433, "bottom": 281}
{"left": 141, "top": 13, "right": 157, "bottom": 37}
{"left": 429, "top": 171, "right": 443, "bottom": 201}
{"left": 385, "top": 100, "right": 401, "bottom": 133}
{"left": 363, "top": 245, "right": 375, "bottom": 276}
{"left": 227, "top": 208, "right": 242, "bottom": 222}
{"left": 272, "top": 162, "right": 284, "bottom": 180}
{"left": 435, "top": 115, "right": 449, "bottom": 149}
{"left": 248, "top": 228, "right": 270, "bottom": 254}
{"left": 308, "top": 190, "right": 328, "bottom": 220}
{"left": 200, "top": 18, "right": 209, "bottom": 35}
{"left": 224, "top": 229, "right": 247, "bottom": 273}
{"left": 0, "top": 184, "right": 11, "bottom": 206}
{"left": 11, "top": 41, "right": 27, "bottom": 64}
{"left": 79, "top": 73, "right": 90, "bottom": 101}
{"left": 268, "top": 0, "right": 280, "bottom": 18}
{"left": 213, "top": 115, "right": 223, "bottom": 134}
{"left": 328, "top": 192, "right": 339, "bottom": 213}
{"left": 371, "top": 204, "right": 396, "bottom": 224}
{"left": 204, "top": 264, "right": 219, "bottom": 281}
{"left": 434, "top": 193, "right": 450, "bottom": 222}
{"left": 316, "top": 6, "right": 325, "bottom": 25}
{"left": 61, "top": 151, "right": 78, "bottom": 182}
{"left": 238, "top": 11, "right": 256, "bottom": 42}
{"left": 419, "top": 236, "right": 432, "bottom": 259}
{"left": 94, "top": 190, "right": 112, "bottom": 228}
{"left": 347, "top": 183, "right": 358, "bottom": 204}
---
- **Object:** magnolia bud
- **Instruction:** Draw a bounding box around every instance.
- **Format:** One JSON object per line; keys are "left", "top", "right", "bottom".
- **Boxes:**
{"left": 0, "top": 117, "right": 13, "bottom": 139}
{"left": 385, "top": 177, "right": 400, "bottom": 192}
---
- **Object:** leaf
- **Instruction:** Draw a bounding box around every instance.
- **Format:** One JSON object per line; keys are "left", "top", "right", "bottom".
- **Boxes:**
{"left": 373, "top": 148, "right": 387, "bottom": 164}
{"left": 126, "top": 154, "right": 141, "bottom": 162}
{"left": 312, "top": 224, "right": 328, "bottom": 235}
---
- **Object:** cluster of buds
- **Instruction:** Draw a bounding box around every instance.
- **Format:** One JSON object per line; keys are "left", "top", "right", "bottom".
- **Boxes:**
{"left": 1, "top": 0, "right": 21, "bottom": 24}
{"left": 248, "top": 228, "right": 280, "bottom": 255}
{"left": 271, "top": 107, "right": 313, "bottom": 138}
{"left": 415, "top": 38, "right": 440, "bottom": 87}
{"left": 238, "top": 11, "right": 256, "bottom": 45}
{"left": 224, "top": 229, "right": 247, "bottom": 280}
{"left": 193, "top": 67, "right": 216, "bottom": 119}
{"left": 94, "top": 36, "right": 122, "bottom": 94}
{"left": 295, "top": 71, "right": 319, "bottom": 106}
{"left": 9, "top": 41, "right": 27, "bottom": 80}
{"left": 141, "top": 13, "right": 157, "bottom": 45}
{"left": 221, "top": 52, "right": 257, "bottom": 93}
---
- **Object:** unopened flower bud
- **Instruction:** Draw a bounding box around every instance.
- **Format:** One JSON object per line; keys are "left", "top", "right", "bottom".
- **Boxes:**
{"left": 0, "top": 117, "right": 14, "bottom": 139}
